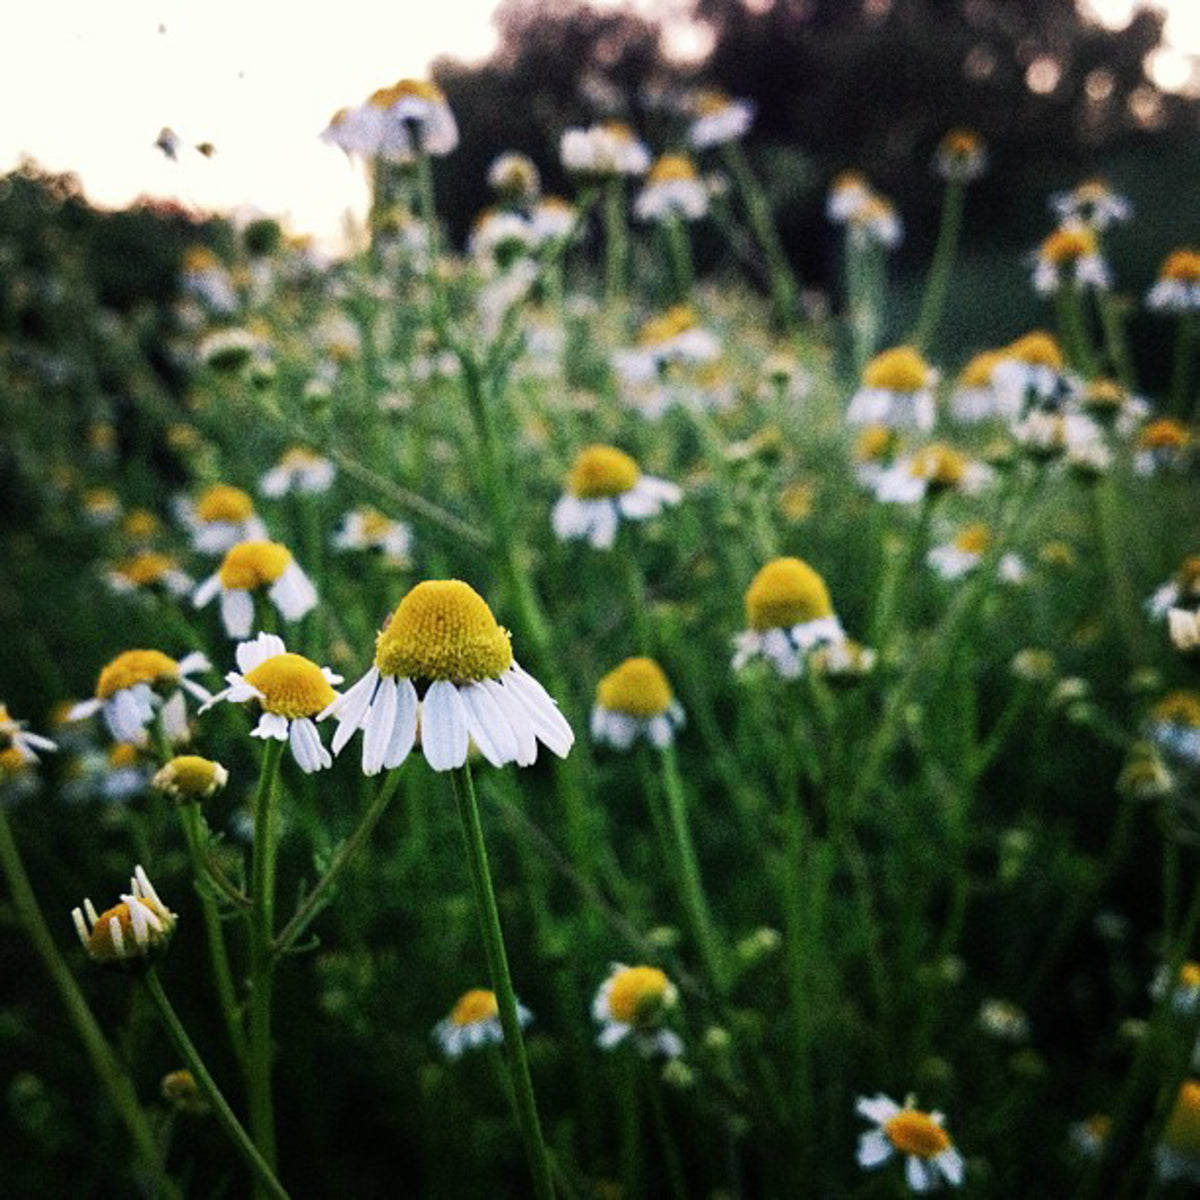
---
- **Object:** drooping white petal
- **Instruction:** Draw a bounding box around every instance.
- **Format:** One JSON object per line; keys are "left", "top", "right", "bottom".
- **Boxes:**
{"left": 587, "top": 502, "right": 619, "bottom": 550}
{"left": 221, "top": 589, "right": 255, "bottom": 639}
{"left": 252, "top": 712, "right": 290, "bottom": 741}
{"left": 192, "top": 572, "right": 222, "bottom": 609}
{"left": 937, "top": 1147, "right": 965, "bottom": 1186}
{"left": 856, "top": 1130, "right": 893, "bottom": 1169}
{"left": 855, "top": 1094, "right": 902, "bottom": 1124}
{"left": 460, "top": 682, "right": 520, "bottom": 768}
{"left": 289, "top": 717, "right": 330, "bottom": 773}
{"left": 906, "top": 1154, "right": 935, "bottom": 1193}
{"left": 421, "top": 680, "right": 469, "bottom": 771}
{"left": 361, "top": 674, "right": 398, "bottom": 776}
{"left": 383, "top": 677, "right": 419, "bottom": 769}
{"left": 68, "top": 698, "right": 104, "bottom": 722}
{"left": 481, "top": 679, "right": 536, "bottom": 765}
{"left": 597, "top": 1022, "right": 630, "bottom": 1049}
{"left": 270, "top": 563, "right": 318, "bottom": 621}
{"left": 502, "top": 666, "right": 574, "bottom": 757}
{"left": 160, "top": 690, "right": 189, "bottom": 742}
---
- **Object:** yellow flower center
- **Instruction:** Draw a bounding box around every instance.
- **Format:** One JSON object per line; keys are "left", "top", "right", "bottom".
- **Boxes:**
{"left": 86, "top": 897, "right": 175, "bottom": 962}
{"left": 648, "top": 154, "right": 698, "bottom": 184}
{"left": 1163, "top": 1081, "right": 1200, "bottom": 1156}
{"left": 778, "top": 481, "right": 814, "bottom": 522}
{"left": 694, "top": 89, "right": 731, "bottom": 116}
{"left": 596, "top": 658, "right": 674, "bottom": 718}
{"left": 1179, "top": 962, "right": 1200, "bottom": 988}
{"left": 854, "top": 195, "right": 894, "bottom": 225}
{"left": 195, "top": 484, "right": 255, "bottom": 524}
{"left": 121, "top": 509, "right": 162, "bottom": 541}
{"left": 745, "top": 557, "right": 834, "bottom": 631}
{"left": 96, "top": 650, "right": 180, "bottom": 700}
{"left": 183, "top": 246, "right": 219, "bottom": 273}
{"left": 883, "top": 1109, "right": 952, "bottom": 1158}
{"left": 278, "top": 446, "right": 323, "bottom": 470}
{"left": 1041, "top": 227, "right": 1097, "bottom": 265}
{"left": 371, "top": 78, "right": 444, "bottom": 108}
{"left": 960, "top": 350, "right": 1002, "bottom": 388}
{"left": 1005, "top": 331, "right": 1063, "bottom": 368}
{"left": 831, "top": 170, "right": 867, "bottom": 195}
{"left": 855, "top": 425, "right": 895, "bottom": 463}
{"left": 451, "top": 988, "right": 499, "bottom": 1026}
{"left": 639, "top": 305, "right": 698, "bottom": 346}
{"left": 600, "top": 120, "right": 637, "bottom": 143}
{"left": 1177, "top": 556, "right": 1200, "bottom": 595}
{"left": 0, "top": 745, "right": 26, "bottom": 774}
{"left": 244, "top": 653, "right": 337, "bottom": 718}
{"left": 1040, "top": 540, "right": 1077, "bottom": 568}
{"left": 1138, "top": 418, "right": 1189, "bottom": 450}
{"left": 940, "top": 128, "right": 982, "bottom": 156}
{"left": 1161, "top": 247, "right": 1200, "bottom": 283}
{"left": 953, "top": 523, "right": 990, "bottom": 554}
{"left": 357, "top": 508, "right": 396, "bottom": 541}
{"left": 909, "top": 443, "right": 966, "bottom": 486}
{"left": 1083, "top": 1114, "right": 1112, "bottom": 1142}
{"left": 1153, "top": 690, "right": 1200, "bottom": 727}
{"left": 863, "top": 346, "right": 931, "bottom": 392}
{"left": 217, "top": 541, "right": 293, "bottom": 590}
{"left": 84, "top": 488, "right": 118, "bottom": 514}
{"left": 1083, "top": 378, "right": 1125, "bottom": 411}
{"left": 108, "top": 743, "right": 142, "bottom": 768}
{"left": 114, "top": 551, "right": 175, "bottom": 586}
{"left": 154, "top": 755, "right": 226, "bottom": 799}
{"left": 607, "top": 966, "right": 673, "bottom": 1025}
{"left": 567, "top": 445, "right": 640, "bottom": 498}
{"left": 374, "top": 580, "right": 513, "bottom": 683}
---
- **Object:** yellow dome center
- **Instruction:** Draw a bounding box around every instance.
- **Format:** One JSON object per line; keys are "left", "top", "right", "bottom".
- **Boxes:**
{"left": 96, "top": 650, "right": 180, "bottom": 699}
{"left": 122, "top": 509, "right": 162, "bottom": 541}
{"left": 374, "top": 581, "right": 513, "bottom": 683}
{"left": 1153, "top": 690, "right": 1200, "bottom": 727}
{"left": 371, "top": 78, "right": 444, "bottom": 108}
{"left": 114, "top": 552, "right": 175, "bottom": 586}
{"left": 108, "top": 743, "right": 142, "bottom": 768}
{"left": 1176, "top": 557, "right": 1200, "bottom": 595}
{"left": 1139, "top": 418, "right": 1189, "bottom": 450}
{"left": 567, "top": 445, "right": 640, "bottom": 498}
{"left": 940, "top": 128, "right": 982, "bottom": 157}
{"left": 244, "top": 653, "right": 337, "bottom": 718}
{"left": 0, "top": 746, "right": 26, "bottom": 774}
{"left": 746, "top": 558, "right": 834, "bottom": 631}
{"left": 278, "top": 446, "right": 323, "bottom": 470}
{"left": 451, "top": 988, "right": 499, "bottom": 1025}
{"left": 183, "top": 246, "right": 219, "bottom": 273}
{"left": 1041, "top": 227, "right": 1097, "bottom": 264}
{"left": 156, "top": 755, "right": 226, "bottom": 798}
{"left": 1005, "top": 331, "right": 1063, "bottom": 368}
{"left": 600, "top": 120, "right": 637, "bottom": 143}
{"left": 1179, "top": 961, "right": 1200, "bottom": 988}
{"left": 648, "top": 154, "right": 698, "bottom": 184}
{"left": 855, "top": 425, "right": 895, "bottom": 463}
{"left": 608, "top": 966, "right": 672, "bottom": 1025}
{"left": 195, "top": 484, "right": 255, "bottom": 523}
{"left": 218, "top": 541, "right": 293, "bottom": 590}
{"left": 863, "top": 346, "right": 931, "bottom": 392}
{"left": 960, "top": 350, "right": 1001, "bottom": 388}
{"left": 1164, "top": 1081, "right": 1200, "bottom": 1156}
{"left": 639, "top": 305, "right": 698, "bottom": 346}
{"left": 1083, "top": 379, "right": 1125, "bottom": 411}
{"left": 1161, "top": 248, "right": 1200, "bottom": 283}
{"left": 694, "top": 89, "right": 731, "bottom": 116}
{"left": 884, "top": 1109, "right": 952, "bottom": 1158}
{"left": 909, "top": 443, "right": 966, "bottom": 486}
{"left": 596, "top": 658, "right": 674, "bottom": 717}
{"left": 953, "top": 523, "right": 990, "bottom": 554}
{"left": 86, "top": 897, "right": 175, "bottom": 963}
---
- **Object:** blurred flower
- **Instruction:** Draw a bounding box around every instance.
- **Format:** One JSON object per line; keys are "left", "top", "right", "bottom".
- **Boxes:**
{"left": 1117, "top": 743, "right": 1174, "bottom": 800}
{"left": 976, "top": 998, "right": 1030, "bottom": 1043}
{"left": 552, "top": 444, "right": 681, "bottom": 550}
{"left": 321, "top": 79, "right": 458, "bottom": 163}
{"left": 181, "top": 246, "right": 237, "bottom": 313}
{"left": 1033, "top": 225, "right": 1110, "bottom": 296}
{"left": 635, "top": 154, "right": 708, "bottom": 223}
{"left": 1051, "top": 178, "right": 1131, "bottom": 231}
{"left": 321, "top": 580, "right": 573, "bottom": 774}
{"left": 870, "top": 443, "right": 994, "bottom": 504}
{"left": 72, "top": 866, "right": 176, "bottom": 969}
{"left": 1146, "top": 247, "right": 1200, "bottom": 313}
{"left": 1148, "top": 556, "right": 1200, "bottom": 620}
{"left": 856, "top": 1093, "right": 965, "bottom": 1192}
{"left": 259, "top": 446, "right": 336, "bottom": 499}
{"left": 528, "top": 196, "right": 576, "bottom": 246}
{"left": 808, "top": 638, "right": 877, "bottom": 680}
{"left": 197, "top": 326, "right": 267, "bottom": 372}
{"left": 433, "top": 988, "right": 531, "bottom": 1059}
{"left": 593, "top": 964, "right": 683, "bottom": 1058}
{"left": 106, "top": 551, "right": 193, "bottom": 599}
{"left": 592, "top": 658, "right": 685, "bottom": 750}
{"left": 847, "top": 347, "right": 937, "bottom": 433}
{"left": 468, "top": 208, "right": 534, "bottom": 267}
{"left": 1168, "top": 607, "right": 1200, "bottom": 654}
{"left": 1013, "top": 409, "right": 1106, "bottom": 468}
{"left": 927, "top": 523, "right": 990, "bottom": 580}
{"left": 1010, "top": 649, "right": 1055, "bottom": 683}
{"left": 1151, "top": 961, "right": 1200, "bottom": 1016}
{"left": 826, "top": 171, "right": 872, "bottom": 223}
{"left": 82, "top": 487, "right": 121, "bottom": 527}
{"left": 161, "top": 1069, "right": 209, "bottom": 1116}
{"left": 990, "top": 330, "right": 1073, "bottom": 415}
{"left": 560, "top": 121, "right": 650, "bottom": 177}
{"left": 332, "top": 507, "right": 412, "bottom": 563}
{"left": 1148, "top": 691, "right": 1200, "bottom": 765}
{"left": 1070, "top": 1114, "right": 1111, "bottom": 1160}
{"left": 194, "top": 540, "right": 317, "bottom": 639}
{"left": 487, "top": 152, "right": 541, "bottom": 203}
{"left": 152, "top": 754, "right": 229, "bottom": 805}
{"left": 1134, "top": 418, "right": 1191, "bottom": 476}
{"left": 1155, "top": 1080, "right": 1200, "bottom": 1185}
{"left": 949, "top": 350, "right": 1009, "bottom": 423}
{"left": 202, "top": 633, "right": 340, "bottom": 774}
{"left": 848, "top": 193, "right": 904, "bottom": 249}
{"left": 176, "top": 484, "right": 269, "bottom": 555}
{"left": 687, "top": 89, "right": 755, "bottom": 148}
{"left": 0, "top": 703, "right": 58, "bottom": 766}
{"left": 935, "top": 128, "right": 987, "bottom": 182}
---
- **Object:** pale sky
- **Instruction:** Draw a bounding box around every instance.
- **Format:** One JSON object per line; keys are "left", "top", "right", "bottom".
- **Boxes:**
{"left": 1, "top": 0, "right": 1195, "bottom": 249}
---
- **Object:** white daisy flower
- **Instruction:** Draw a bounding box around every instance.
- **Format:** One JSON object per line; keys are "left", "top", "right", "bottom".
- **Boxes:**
{"left": 1147, "top": 247, "right": 1200, "bottom": 312}
{"left": 948, "top": 350, "right": 1017, "bottom": 424}
{"left": 1155, "top": 1082, "right": 1200, "bottom": 1185}
{"left": 0, "top": 703, "right": 58, "bottom": 765}
{"left": 560, "top": 121, "right": 651, "bottom": 177}
{"left": 1147, "top": 691, "right": 1200, "bottom": 766}
{"left": 193, "top": 540, "right": 318, "bottom": 639}
{"left": 181, "top": 246, "right": 238, "bottom": 314}
{"left": 1133, "top": 418, "right": 1191, "bottom": 476}
{"left": 528, "top": 196, "right": 576, "bottom": 247}
{"left": 68, "top": 650, "right": 212, "bottom": 746}
{"left": 634, "top": 155, "right": 708, "bottom": 223}
{"left": 322, "top": 79, "right": 458, "bottom": 163}
{"left": 1168, "top": 607, "right": 1200, "bottom": 653}
{"left": 468, "top": 209, "right": 534, "bottom": 266}
{"left": 432, "top": 988, "right": 532, "bottom": 1059}
{"left": 847, "top": 347, "right": 937, "bottom": 433}
{"left": 332, "top": 507, "right": 413, "bottom": 563}
{"left": 487, "top": 152, "right": 541, "bottom": 202}
{"left": 591, "top": 658, "right": 685, "bottom": 751}
{"left": 870, "top": 443, "right": 994, "bottom": 504}
{"left": 592, "top": 964, "right": 683, "bottom": 1059}
{"left": 1032, "top": 225, "right": 1110, "bottom": 296}
{"left": 856, "top": 1093, "right": 965, "bottom": 1192}
{"left": 320, "top": 580, "right": 574, "bottom": 775}
{"left": 687, "top": 90, "right": 755, "bottom": 149}
{"left": 72, "top": 866, "right": 177, "bottom": 968}
{"left": 848, "top": 193, "right": 904, "bottom": 249}
{"left": 826, "top": 171, "right": 872, "bottom": 223}
{"left": 1150, "top": 961, "right": 1200, "bottom": 1016}
{"left": 551, "top": 444, "right": 682, "bottom": 551}
{"left": 105, "top": 551, "right": 194, "bottom": 599}
{"left": 935, "top": 128, "right": 987, "bottom": 182}
{"left": 927, "top": 523, "right": 991, "bottom": 580}
{"left": 1050, "top": 178, "right": 1131, "bottom": 231}
{"left": 175, "top": 484, "right": 269, "bottom": 555}
{"left": 259, "top": 446, "right": 336, "bottom": 498}
{"left": 732, "top": 558, "right": 846, "bottom": 679}
{"left": 1147, "top": 556, "right": 1200, "bottom": 620}
{"left": 201, "top": 633, "right": 341, "bottom": 774}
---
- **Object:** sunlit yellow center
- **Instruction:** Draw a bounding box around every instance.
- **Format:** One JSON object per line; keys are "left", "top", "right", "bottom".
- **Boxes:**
{"left": 371, "top": 78, "right": 444, "bottom": 108}
{"left": 158, "top": 755, "right": 225, "bottom": 796}
{"left": 1161, "top": 248, "right": 1200, "bottom": 283}
{"left": 113, "top": 552, "right": 175, "bottom": 586}
{"left": 596, "top": 658, "right": 673, "bottom": 718}
{"left": 1083, "top": 379, "right": 1125, "bottom": 411}
{"left": 451, "top": 988, "right": 499, "bottom": 1026}
{"left": 0, "top": 746, "right": 26, "bottom": 773}
{"left": 84, "top": 488, "right": 118, "bottom": 514}
{"left": 96, "top": 650, "right": 179, "bottom": 700}
{"left": 278, "top": 446, "right": 323, "bottom": 470}
{"left": 909, "top": 443, "right": 966, "bottom": 486}
{"left": 863, "top": 346, "right": 930, "bottom": 392}
{"left": 884, "top": 1109, "right": 952, "bottom": 1158}
{"left": 1177, "top": 557, "right": 1200, "bottom": 595}
{"left": 183, "top": 246, "right": 219, "bottom": 273}
{"left": 567, "top": 445, "right": 639, "bottom": 498}
{"left": 244, "top": 654, "right": 337, "bottom": 718}
{"left": 607, "top": 966, "right": 672, "bottom": 1025}
{"left": 1164, "top": 1081, "right": 1200, "bottom": 1155}
{"left": 1153, "top": 691, "right": 1200, "bottom": 727}
{"left": 1005, "top": 331, "right": 1063, "bottom": 368}
{"left": 1083, "top": 1114, "right": 1112, "bottom": 1142}
{"left": 639, "top": 305, "right": 698, "bottom": 346}
{"left": 356, "top": 508, "right": 396, "bottom": 541}
{"left": 694, "top": 89, "right": 731, "bottom": 116}
{"left": 600, "top": 120, "right": 637, "bottom": 143}
{"left": 374, "top": 581, "right": 513, "bottom": 683}
{"left": 218, "top": 541, "right": 293, "bottom": 590}
{"left": 854, "top": 196, "right": 894, "bottom": 225}
{"left": 195, "top": 484, "right": 255, "bottom": 524}
{"left": 953, "top": 523, "right": 990, "bottom": 554}
{"left": 960, "top": 350, "right": 1001, "bottom": 388}
{"left": 832, "top": 170, "right": 867, "bottom": 195}
{"left": 648, "top": 154, "right": 698, "bottom": 184}
{"left": 1138, "top": 418, "right": 1189, "bottom": 450}
{"left": 1041, "top": 228, "right": 1097, "bottom": 265}
{"left": 746, "top": 558, "right": 834, "bottom": 631}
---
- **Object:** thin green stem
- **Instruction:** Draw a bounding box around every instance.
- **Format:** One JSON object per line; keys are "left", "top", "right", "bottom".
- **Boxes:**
{"left": 1054, "top": 284, "right": 1099, "bottom": 378}
{"left": 869, "top": 494, "right": 934, "bottom": 649}
{"left": 1091, "top": 474, "right": 1148, "bottom": 668}
{"left": 1169, "top": 313, "right": 1196, "bottom": 421}
{"left": 450, "top": 763, "right": 555, "bottom": 1200}
{"left": 604, "top": 176, "right": 628, "bottom": 319}
{"left": 1097, "top": 292, "right": 1136, "bottom": 390}
{"left": 662, "top": 214, "right": 694, "bottom": 305}
{"left": 143, "top": 969, "right": 289, "bottom": 1200}
{"left": 618, "top": 532, "right": 655, "bottom": 654}
{"left": 641, "top": 1057, "right": 688, "bottom": 1200}
{"left": 913, "top": 179, "right": 965, "bottom": 353}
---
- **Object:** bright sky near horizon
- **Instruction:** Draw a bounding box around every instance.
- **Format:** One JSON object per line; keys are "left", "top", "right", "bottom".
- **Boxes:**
{"left": 1, "top": 0, "right": 1195, "bottom": 248}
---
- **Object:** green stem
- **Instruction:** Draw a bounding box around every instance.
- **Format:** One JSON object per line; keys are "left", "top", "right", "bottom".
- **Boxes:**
{"left": 641, "top": 1058, "right": 688, "bottom": 1200}
{"left": 618, "top": 532, "right": 655, "bottom": 655}
{"left": 143, "top": 969, "right": 289, "bottom": 1200}
{"left": 1097, "top": 292, "right": 1136, "bottom": 391}
{"left": 0, "top": 809, "right": 174, "bottom": 1195}
{"left": 1091, "top": 474, "right": 1147, "bottom": 668}
{"left": 1054, "top": 284, "right": 1099, "bottom": 378}
{"left": 662, "top": 214, "right": 694, "bottom": 305}
{"left": 450, "top": 763, "right": 555, "bottom": 1200}
{"left": 248, "top": 737, "right": 285, "bottom": 1188}
{"left": 1169, "top": 313, "right": 1196, "bottom": 422}
{"left": 912, "top": 179, "right": 965, "bottom": 353}
{"left": 869, "top": 494, "right": 934, "bottom": 649}
{"left": 604, "top": 176, "right": 628, "bottom": 319}
{"left": 273, "top": 768, "right": 403, "bottom": 957}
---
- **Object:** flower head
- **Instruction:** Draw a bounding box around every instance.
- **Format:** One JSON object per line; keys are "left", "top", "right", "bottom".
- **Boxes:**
{"left": 332, "top": 507, "right": 413, "bottom": 563}
{"left": 826, "top": 171, "right": 872, "bottom": 223}
{"left": 1155, "top": 1080, "right": 1200, "bottom": 1185}
{"left": 687, "top": 89, "right": 755, "bottom": 148}
{"left": 1033, "top": 226, "right": 1110, "bottom": 296}
{"left": 72, "top": 866, "right": 177, "bottom": 969}
{"left": 856, "top": 1093, "right": 965, "bottom": 1192}
{"left": 487, "top": 152, "right": 541, "bottom": 203}
{"left": 848, "top": 193, "right": 904, "bottom": 249}
{"left": 635, "top": 154, "right": 708, "bottom": 223}
{"left": 259, "top": 446, "right": 336, "bottom": 498}
{"left": 432, "top": 988, "right": 532, "bottom": 1058}
{"left": 321, "top": 580, "right": 574, "bottom": 774}
{"left": 322, "top": 79, "right": 458, "bottom": 162}
{"left": 1134, "top": 418, "right": 1191, "bottom": 475}
{"left": 847, "top": 347, "right": 937, "bottom": 432}
{"left": 593, "top": 964, "right": 683, "bottom": 1058}
{"left": 1147, "top": 247, "right": 1200, "bottom": 312}
{"left": 560, "top": 121, "right": 650, "bottom": 177}
{"left": 870, "top": 443, "right": 993, "bottom": 504}
{"left": 935, "top": 128, "right": 987, "bottom": 182}
{"left": 1051, "top": 178, "right": 1131, "bottom": 231}
{"left": 592, "top": 658, "right": 685, "bottom": 750}
{"left": 1148, "top": 690, "right": 1200, "bottom": 765}
{"left": 1148, "top": 555, "right": 1200, "bottom": 620}
{"left": 193, "top": 540, "right": 318, "bottom": 639}
{"left": 177, "top": 484, "right": 268, "bottom": 554}
{"left": 0, "top": 704, "right": 58, "bottom": 766}
{"left": 152, "top": 754, "right": 229, "bottom": 804}
{"left": 106, "top": 551, "right": 194, "bottom": 599}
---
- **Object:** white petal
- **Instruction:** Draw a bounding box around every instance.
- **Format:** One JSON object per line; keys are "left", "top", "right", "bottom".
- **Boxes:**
{"left": 290, "top": 717, "right": 330, "bottom": 773}
{"left": 906, "top": 1155, "right": 935, "bottom": 1193}
{"left": 857, "top": 1130, "right": 893, "bottom": 1169}
{"left": 361, "top": 675, "right": 398, "bottom": 776}
{"left": 177, "top": 650, "right": 211, "bottom": 677}
{"left": 937, "top": 1147, "right": 965, "bottom": 1186}
{"left": 461, "top": 683, "right": 520, "bottom": 768}
{"left": 482, "top": 679, "right": 536, "bottom": 765}
{"left": 68, "top": 699, "right": 103, "bottom": 722}
{"left": 221, "top": 589, "right": 255, "bottom": 639}
{"left": 269, "top": 563, "right": 317, "bottom": 621}
{"left": 252, "top": 712, "right": 290, "bottom": 741}
{"left": 856, "top": 1094, "right": 902, "bottom": 1124}
{"left": 383, "top": 678, "right": 419, "bottom": 768}
{"left": 192, "top": 572, "right": 222, "bottom": 609}
{"left": 237, "top": 633, "right": 286, "bottom": 674}
{"left": 160, "top": 691, "right": 189, "bottom": 741}
{"left": 647, "top": 715, "right": 673, "bottom": 748}
{"left": 587, "top": 502, "right": 619, "bottom": 550}
{"left": 597, "top": 1022, "right": 630, "bottom": 1049}
{"left": 502, "top": 666, "right": 574, "bottom": 758}
{"left": 421, "top": 681, "right": 469, "bottom": 771}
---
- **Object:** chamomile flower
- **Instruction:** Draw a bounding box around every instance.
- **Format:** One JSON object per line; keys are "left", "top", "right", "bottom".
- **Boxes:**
{"left": 990, "top": 330, "right": 1075, "bottom": 416}
{"left": 1146, "top": 247, "right": 1200, "bottom": 312}
{"left": 927, "top": 523, "right": 991, "bottom": 580}
{"left": 320, "top": 580, "right": 574, "bottom": 775}
{"left": 1051, "top": 178, "right": 1131, "bottom": 231}
{"left": 332, "top": 507, "right": 413, "bottom": 563}
{"left": 72, "top": 866, "right": 177, "bottom": 968}
{"left": 528, "top": 196, "right": 576, "bottom": 246}
{"left": 487, "top": 152, "right": 541, "bottom": 203}
{"left": 68, "top": 650, "right": 212, "bottom": 746}
{"left": 197, "top": 326, "right": 267, "bottom": 372}
{"left": 847, "top": 346, "right": 938, "bottom": 433}
{"left": 935, "top": 128, "right": 987, "bottom": 182}
{"left": 201, "top": 634, "right": 341, "bottom": 774}
{"left": 1155, "top": 1080, "right": 1200, "bottom": 1185}
{"left": 826, "top": 171, "right": 872, "bottom": 223}
{"left": 0, "top": 704, "right": 58, "bottom": 766}
{"left": 634, "top": 155, "right": 708, "bottom": 223}
{"left": 551, "top": 445, "right": 682, "bottom": 550}
{"left": 468, "top": 208, "right": 534, "bottom": 267}
{"left": 848, "top": 193, "right": 904, "bottom": 249}
{"left": 560, "top": 121, "right": 651, "bottom": 177}
{"left": 687, "top": 89, "right": 755, "bottom": 148}
{"left": 176, "top": 484, "right": 269, "bottom": 555}
{"left": 151, "top": 755, "right": 229, "bottom": 805}
{"left": 1148, "top": 690, "right": 1200, "bottom": 766}
{"left": 591, "top": 658, "right": 685, "bottom": 750}
{"left": 193, "top": 540, "right": 318, "bottom": 639}
{"left": 432, "top": 988, "right": 532, "bottom": 1059}
{"left": 105, "top": 551, "right": 194, "bottom": 598}
{"left": 1013, "top": 409, "right": 1105, "bottom": 466}
{"left": 1033, "top": 225, "right": 1110, "bottom": 296}
{"left": 322, "top": 79, "right": 458, "bottom": 163}
{"left": 592, "top": 964, "right": 683, "bottom": 1058}
{"left": 259, "top": 446, "right": 336, "bottom": 498}
{"left": 856, "top": 1094, "right": 965, "bottom": 1192}
{"left": 1148, "top": 556, "right": 1200, "bottom": 620}
{"left": 1069, "top": 1114, "right": 1112, "bottom": 1160}
{"left": 949, "top": 350, "right": 1013, "bottom": 423}
{"left": 870, "top": 443, "right": 993, "bottom": 504}
{"left": 82, "top": 487, "right": 121, "bottom": 527}
{"left": 181, "top": 246, "right": 237, "bottom": 314}
{"left": 732, "top": 557, "right": 845, "bottom": 679}
{"left": 1151, "top": 961, "right": 1200, "bottom": 1016}
{"left": 1134, "top": 418, "right": 1191, "bottom": 476}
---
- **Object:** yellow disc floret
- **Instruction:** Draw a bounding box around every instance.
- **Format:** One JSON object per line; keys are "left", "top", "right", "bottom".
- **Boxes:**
{"left": 113, "top": 551, "right": 175, "bottom": 587}
{"left": 567, "top": 445, "right": 640, "bottom": 498}
{"left": 954, "top": 523, "right": 991, "bottom": 554}
{"left": 218, "top": 541, "right": 293, "bottom": 591}
{"left": 884, "top": 1109, "right": 952, "bottom": 1158}
{"left": 745, "top": 558, "right": 834, "bottom": 631}
{"left": 1040, "top": 227, "right": 1097, "bottom": 264}
{"left": 648, "top": 154, "right": 698, "bottom": 184}
{"left": 451, "top": 988, "right": 499, "bottom": 1026}
{"left": 1160, "top": 247, "right": 1200, "bottom": 283}
{"left": 960, "top": 350, "right": 1002, "bottom": 388}
{"left": 863, "top": 346, "right": 931, "bottom": 392}
{"left": 607, "top": 966, "right": 674, "bottom": 1026}
{"left": 855, "top": 425, "right": 895, "bottom": 463}
{"left": 596, "top": 658, "right": 673, "bottom": 718}
{"left": 909, "top": 443, "right": 966, "bottom": 488}
{"left": 940, "top": 128, "right": 982, "bottom": 157}
{"left": 374, "top": 580, "right": 513, "bottom": 683}
{"left": 1138, "top": 418, "right": 1189, "bottom": 450}
{"left": 84, "top": 897, "right": 176, "bottom": 965}
{"left": 244, "top": 653, "right": 337, "bottom": 718}
{"left": 639, "top": 305, "right": 698, "bottom": 346}
{"left": 152, "top": 755, "right": 229, "bottom": 803}
{"left": 96, "top": 650, "right": 179, "bottom": 700}
{"left": 370, "top": 78, "right": 445, "bottom": 108}
{"left": 1005, "top": 331, "right": 1064, "bottom": 368}
{"left": 195, "top": 484, "right": 255, "bottom": 524}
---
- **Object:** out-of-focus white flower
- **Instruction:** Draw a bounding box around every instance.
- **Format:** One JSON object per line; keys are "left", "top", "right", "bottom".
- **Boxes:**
{"left": 856, "top": 1093, "right": 965, "bottom": 1192}
{"left": 433, "top": 988, "right": 532, "bottom": 1058}
{"left": 1032, "top": 225, "right": 1110, "bottom": 296}
{"left": 591, "top": 658, "right": 686, "bottom": 751}
{"left": 935, "top": 128, "right": 987, "bottom": 182}
{"left": 847, "top": 346, "right": 937, "bottom": 433}
{"left": 1051, "top": 178, "right": 1131, "bottom": 231}
{"left": 1147, "top": 247, "right": 1200, "bottom": 312}
{"left": 634, "top": 154, "right": 708, "bottom": 223}
{"left": 592, "top": 964, "right": 684, "bottom": 1058}
{"left": 259, "top": 446, "right": 336, "bottom": 498}
{"left": 560, "top": 121, "right": 651, "bottom": 177}
{"left": 321, "top": 79, "right": 458, "bottom": 163}
{"left": 686, "top": 90, "right": 755, "bottom": 148}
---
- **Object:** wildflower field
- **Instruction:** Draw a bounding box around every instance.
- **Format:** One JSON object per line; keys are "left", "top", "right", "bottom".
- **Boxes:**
{"left": 1, "top": 64, "right": 1199, "bottom": 1200}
